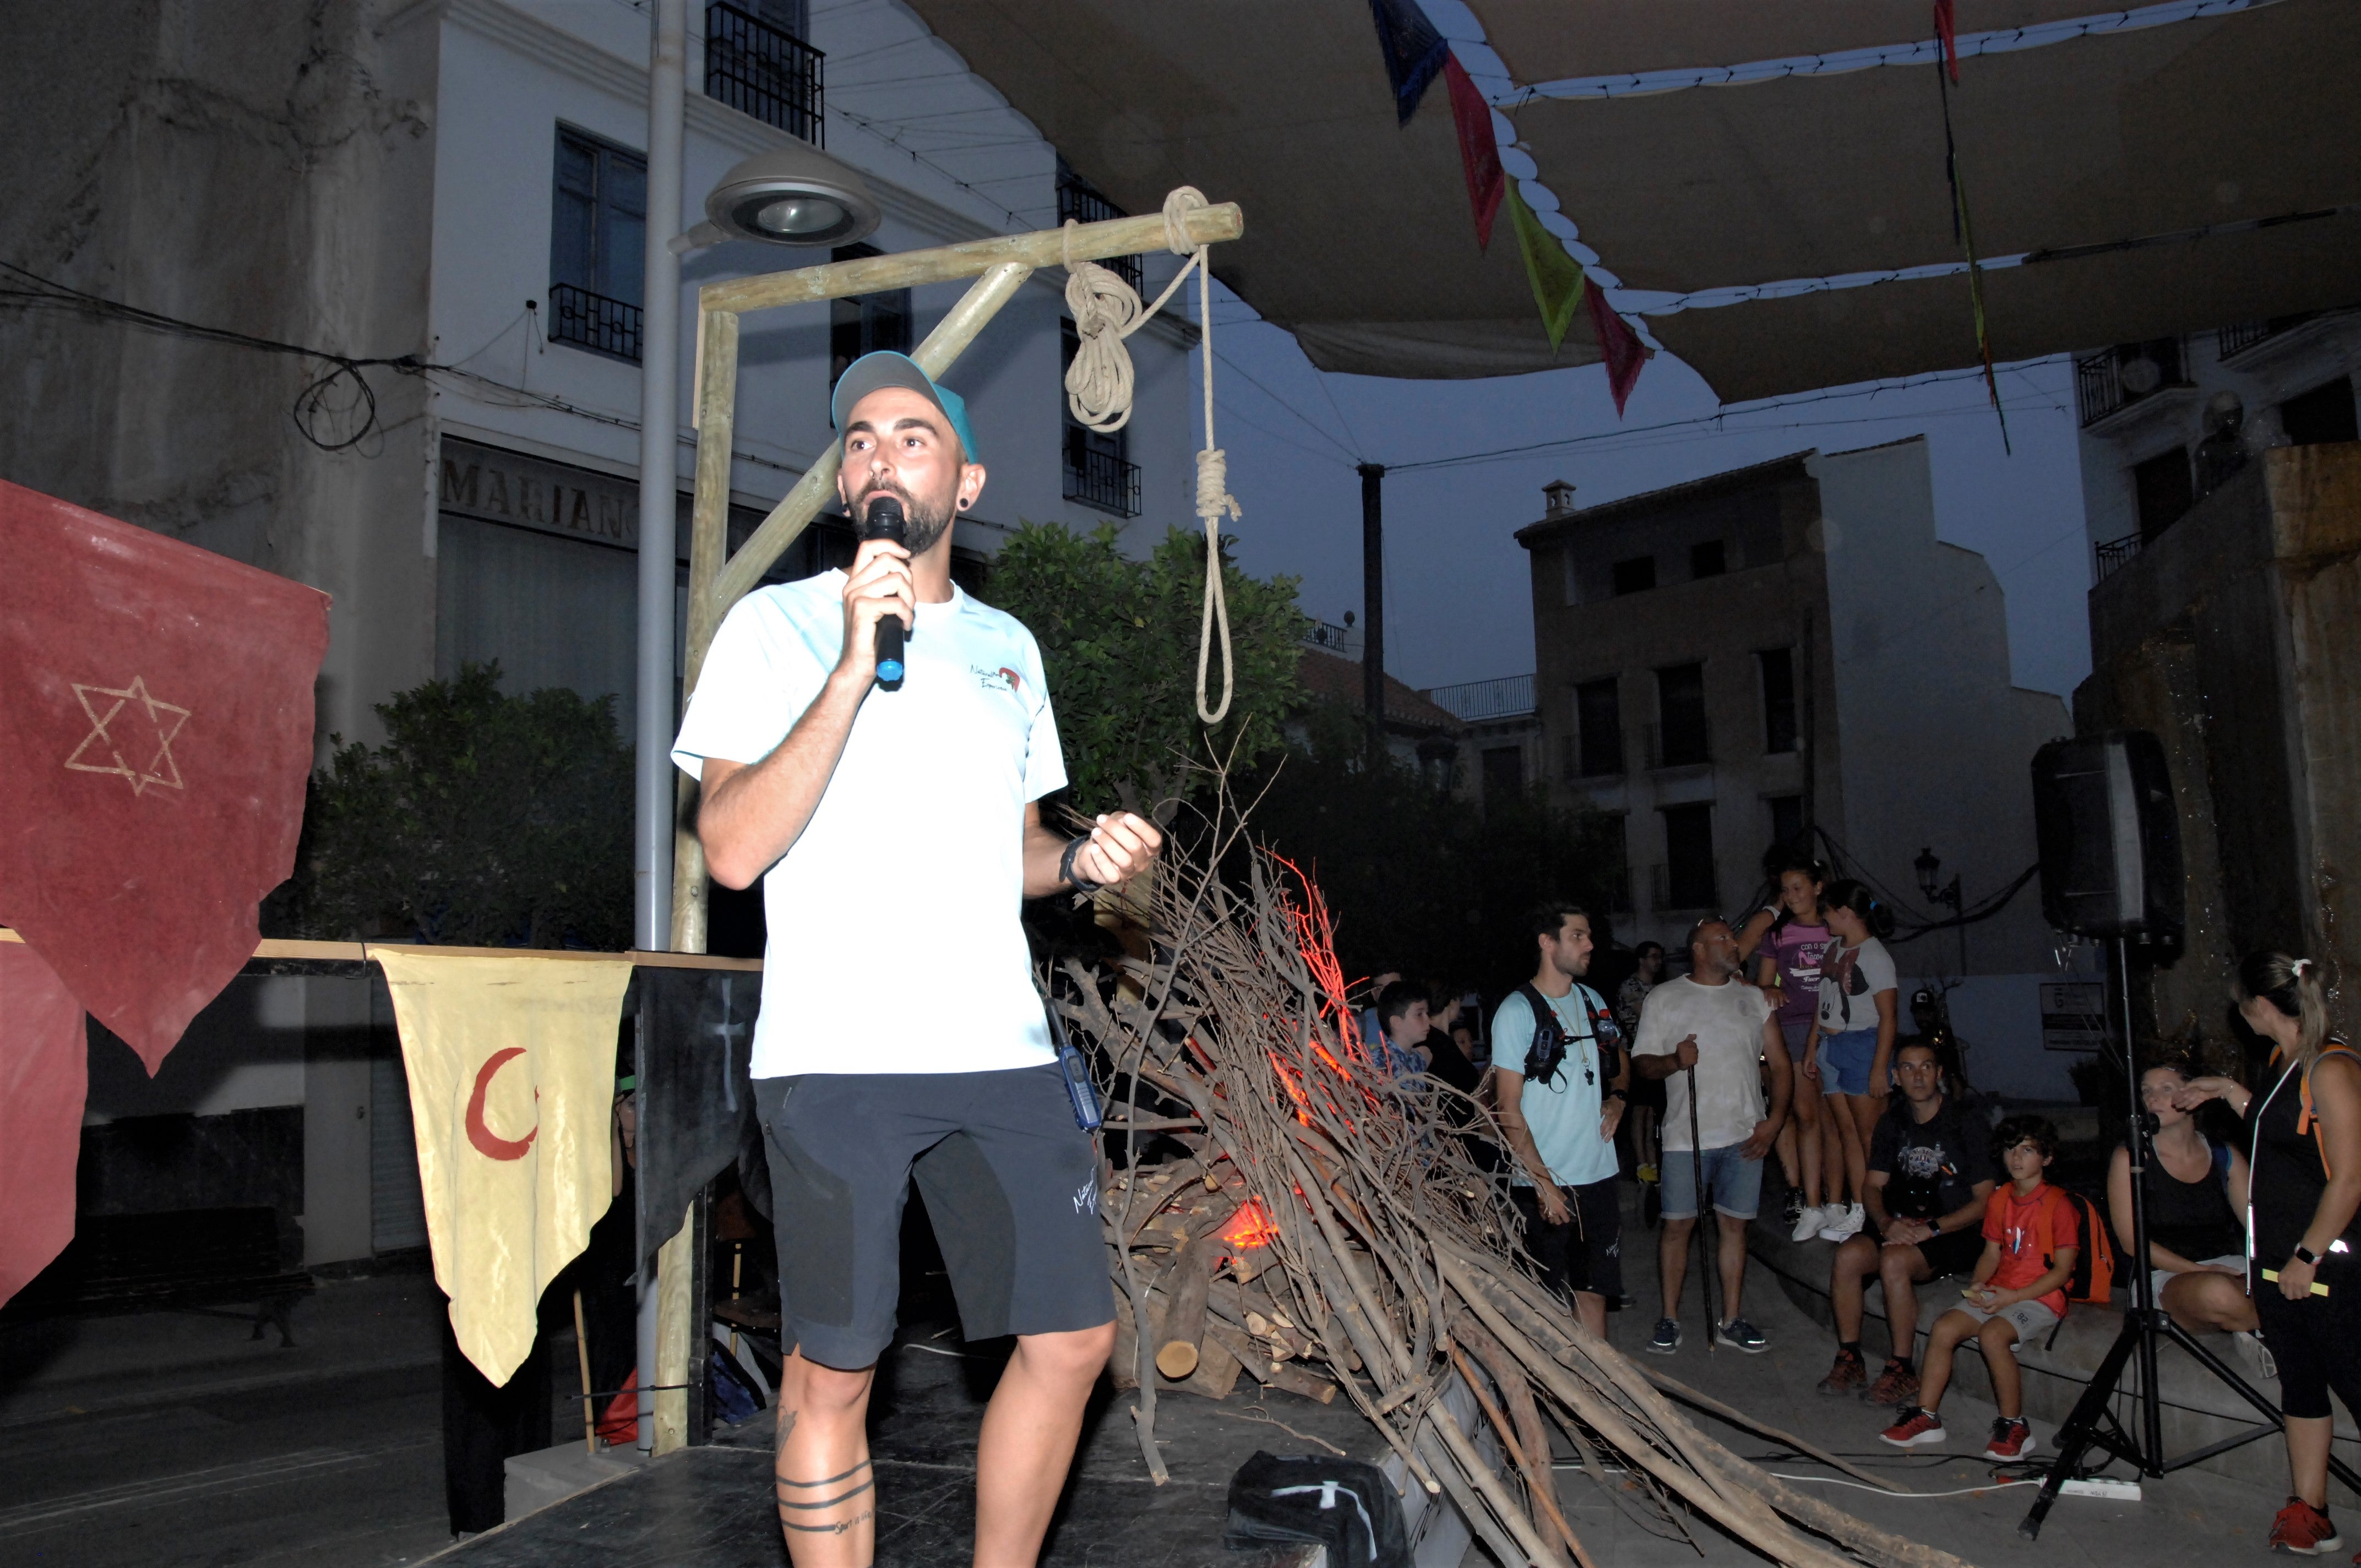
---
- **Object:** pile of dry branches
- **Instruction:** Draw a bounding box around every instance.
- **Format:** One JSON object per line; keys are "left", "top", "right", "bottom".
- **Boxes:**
{"left": 1053, "top": 801, "right": 1979, "bottom": 1568}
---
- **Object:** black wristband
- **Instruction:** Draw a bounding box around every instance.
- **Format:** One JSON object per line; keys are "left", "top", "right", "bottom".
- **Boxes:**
{"left": 1606, "top": 1088, "right": 1629, "bottom": 1102}
{"left": 1059, "top": 834, "right": 1106, "bottom": 894}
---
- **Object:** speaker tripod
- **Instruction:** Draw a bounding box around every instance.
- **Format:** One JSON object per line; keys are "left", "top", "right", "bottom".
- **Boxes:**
{"left": 2019, "top": 938, "right": 2361, "bottom": 1538}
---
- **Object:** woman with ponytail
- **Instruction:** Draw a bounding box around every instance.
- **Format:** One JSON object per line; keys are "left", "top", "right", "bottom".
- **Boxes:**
{"left": 1799, "top": 879, "right": 1898, "bottom": 1242}
{"left": 2175, "top": 951, "right": 2360, "bottom": 1555}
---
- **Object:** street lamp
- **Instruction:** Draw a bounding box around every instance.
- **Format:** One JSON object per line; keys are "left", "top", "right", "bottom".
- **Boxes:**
{"left": 1914, "top": 846, "right": 1967, "bottom": 976}
{"left": 670, "top": 144, "right": 883, "bottom": 254}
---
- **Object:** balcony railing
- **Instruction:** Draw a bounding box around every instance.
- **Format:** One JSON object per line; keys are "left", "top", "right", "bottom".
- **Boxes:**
{"left": 1604, "top": 865, "right": 1634, "bottom": 914}
{"left": 548, "top": 282, "right": 642, "bottom": 363}
{"left": 2074, "top": 339, "right": 2186, "bottom": 428}
{"left": 2217, "top": 314, "right": 2315, "bottom": 363}
{"left": 1056, "top": 175, "right": 1141, "bottom": 293}
{"left": 1424, "top": 674, "right": 1536, "bottom": 723}
{"left": 2095, "top": 531, "right": 2142, "bottom": 582}
{"left": 1647, "top": 862, "right": 1718, "bottom": 912}
{"left": 1063, "top": 445, "right": 1141, "bottom": 518}
{"left": 1302, "top": 619, "right": 1355, "bottom": 655}
{"left": 706, "top": 2, "right": 825, "bottom": 145}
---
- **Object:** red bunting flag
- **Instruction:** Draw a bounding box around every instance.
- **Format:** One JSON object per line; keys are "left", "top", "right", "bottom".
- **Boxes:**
{"left": 1586, "top": 285, "right": 1647, "bottom": 417}
{"left": 1443, "top": 53, "right": 1504, "bottom": 251}
{"left": 0, "top": 940, "right": 87, "bottom": 1308}
{"left": 0, "top": 481, "right": 330, "bottom": 1067}
{"left": 1934, "top": 0, "right": 1960, "bottom": 82}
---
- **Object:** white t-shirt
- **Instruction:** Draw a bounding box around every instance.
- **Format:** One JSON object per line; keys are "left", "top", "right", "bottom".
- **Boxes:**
{"left": 1633, "top": 976, "right": 1772, "bottom": 1153}
{"left": 1817, "top": 937, "right": 1898, "bottom": 1035}
{"left": 1490, "top": 983, "right": 1618, "bottom": 1188}
{"left": 671, "top": 572, "right": 1066, "bottom": 1077}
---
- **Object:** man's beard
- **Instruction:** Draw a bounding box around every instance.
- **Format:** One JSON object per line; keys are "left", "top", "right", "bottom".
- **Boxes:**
{"left": 853, "top": 480, "right": 955, "bottom": 555}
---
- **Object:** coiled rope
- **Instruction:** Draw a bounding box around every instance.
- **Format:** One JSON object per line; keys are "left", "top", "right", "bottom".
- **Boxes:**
{"left": 1062, "top": 187, "right": 1237, "bottom": 725}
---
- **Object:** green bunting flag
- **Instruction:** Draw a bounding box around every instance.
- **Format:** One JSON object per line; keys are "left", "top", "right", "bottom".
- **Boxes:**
{"left": 1506, "top": 184, "right": 1585, "bottom": 351}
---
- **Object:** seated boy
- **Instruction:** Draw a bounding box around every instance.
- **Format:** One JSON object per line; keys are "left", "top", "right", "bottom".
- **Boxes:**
{"left": 1879, "top": 1116, "right": 2077, "bottom": 1461}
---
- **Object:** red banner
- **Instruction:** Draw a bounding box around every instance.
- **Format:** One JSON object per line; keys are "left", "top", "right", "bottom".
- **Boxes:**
{"left": 1586, "top": 284, "right": 1647, "bottom": 417}
{"left": 0, "top": 941, "right": 86, "bottom": 1308}
{"left": 1443, "top": 53, "right": 1504, "bottom": 251}
{"left": 0, "top": 481, "right": 330, "bottom": 1067}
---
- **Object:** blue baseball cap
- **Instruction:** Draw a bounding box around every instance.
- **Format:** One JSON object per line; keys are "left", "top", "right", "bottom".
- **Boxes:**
{"left": 830, "top": 351, "right": 981, "bottom": 464}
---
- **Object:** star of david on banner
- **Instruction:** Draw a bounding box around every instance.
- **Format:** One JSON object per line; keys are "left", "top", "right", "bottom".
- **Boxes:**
{"left": 0, "top": 479, "right": 330, "bottom": 1066}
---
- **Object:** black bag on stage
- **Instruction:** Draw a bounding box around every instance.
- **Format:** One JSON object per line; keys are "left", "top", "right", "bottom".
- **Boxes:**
{"left": 1223, "top": 1450, "right": 1410, "bottom": 1567}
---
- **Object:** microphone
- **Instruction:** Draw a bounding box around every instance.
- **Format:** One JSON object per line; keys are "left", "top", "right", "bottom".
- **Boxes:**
{"left": 857, "top": 494, "right": 907, "bottom": 691}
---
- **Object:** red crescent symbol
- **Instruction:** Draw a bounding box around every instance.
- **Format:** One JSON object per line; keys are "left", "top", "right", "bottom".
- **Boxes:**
{"left": 465, "top": 1047, "right": 538, "bottom": 1161}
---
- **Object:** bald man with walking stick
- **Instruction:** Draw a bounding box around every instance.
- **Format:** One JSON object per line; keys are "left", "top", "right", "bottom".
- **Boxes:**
{"left": 1636, "top": 918, "right": 1792, "bottom": 1355}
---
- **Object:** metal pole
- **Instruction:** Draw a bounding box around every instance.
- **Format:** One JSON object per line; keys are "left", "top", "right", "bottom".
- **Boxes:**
{"left": 1358, "top": 463, "right": 1385, "bottom": 743}
{"left": 634, "top": 0, "right": 688, "bottom": 954}
{"left": 1687, "top": 1064, "right": 1715, "bottom": 1350}
{"left": 634, "top": 0, "right": 687, "bottom": 1455}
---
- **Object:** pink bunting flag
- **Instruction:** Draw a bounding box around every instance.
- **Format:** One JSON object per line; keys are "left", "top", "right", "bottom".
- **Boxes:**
{"left": 1586, "top": 284, "right": 1646, "bottom": 417}
{"left": 1, "top": 940, "right": 86, "bottom": 1309}
{"left": 1443, "top": 53, "right": 1504, "bottom": 251}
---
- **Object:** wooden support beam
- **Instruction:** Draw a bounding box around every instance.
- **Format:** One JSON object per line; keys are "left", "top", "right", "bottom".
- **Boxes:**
{"left": 697, "top": 203, "right": 1239, "bottom": 316}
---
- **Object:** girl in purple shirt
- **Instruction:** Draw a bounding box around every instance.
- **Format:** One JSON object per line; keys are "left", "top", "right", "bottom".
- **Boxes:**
{"left": 1748, "top": 858, "right": 1838, "bottom": 1239}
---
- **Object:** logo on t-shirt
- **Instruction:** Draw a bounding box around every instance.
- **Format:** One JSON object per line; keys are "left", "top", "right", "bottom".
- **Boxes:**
{"left": 974, "top": 664, "right": 1024, "bottom": 696}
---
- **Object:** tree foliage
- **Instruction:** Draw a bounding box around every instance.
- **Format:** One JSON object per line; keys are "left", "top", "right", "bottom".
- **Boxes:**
{"left": 986, "top": 522, "right": 1307, "bottom": 809}
{"left": 280, "top": 662, "right": 633, "bottom": 949}
{"left": 1241, "top": 704, "right": 1628, "bottom": 1000}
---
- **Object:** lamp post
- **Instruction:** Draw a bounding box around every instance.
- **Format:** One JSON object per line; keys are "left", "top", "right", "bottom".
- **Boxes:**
{"left": 1914, "top": 846, "right": 1966, "bottom": 976}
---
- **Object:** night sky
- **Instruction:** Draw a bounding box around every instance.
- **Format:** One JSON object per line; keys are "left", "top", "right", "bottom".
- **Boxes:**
{"left": 1198, "top": 289, "right": 2095, "bottom": 704}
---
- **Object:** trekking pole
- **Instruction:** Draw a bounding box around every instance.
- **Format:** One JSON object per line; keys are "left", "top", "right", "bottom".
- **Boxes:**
{"left": 1687, "top": 1064, "right": 1716, "bottom": 1351}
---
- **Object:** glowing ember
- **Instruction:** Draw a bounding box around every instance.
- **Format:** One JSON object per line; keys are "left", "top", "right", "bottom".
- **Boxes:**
{"left": 1220, "top": 1197, "right": 1281, "bottom": 1251}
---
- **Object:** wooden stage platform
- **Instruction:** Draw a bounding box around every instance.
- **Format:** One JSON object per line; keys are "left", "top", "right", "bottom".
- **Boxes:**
{"left": 430, "top": 1330, "right": 1379, "bottom": 1567}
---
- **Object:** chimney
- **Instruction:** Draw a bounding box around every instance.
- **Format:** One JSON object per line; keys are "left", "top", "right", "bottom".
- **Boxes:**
{"left": 1542, "top": 479, "right": 1576, "bottom": 519}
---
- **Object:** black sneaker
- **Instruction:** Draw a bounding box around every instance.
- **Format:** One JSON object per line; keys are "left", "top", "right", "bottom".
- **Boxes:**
{"left": 1781, "top": 1188, "right": 1807, "bottom": 1226}
{"left": 1646, "top": 1317, "right": 1681, "bottom": 1354}
{"left": 1715, "top": 1317, "right": 1771, "bottom": 1354}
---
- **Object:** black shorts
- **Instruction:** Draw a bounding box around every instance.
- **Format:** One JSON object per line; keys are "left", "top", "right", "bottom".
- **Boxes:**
{"left": 1511, "top": 1178, "right": 1624, "bottom": 1304}
{"left": 1912, "top": 1226, "right": 1985, "bottom": 1281}
{"left": 753, "top": 1066, "right": 1114, "bottom": 1369}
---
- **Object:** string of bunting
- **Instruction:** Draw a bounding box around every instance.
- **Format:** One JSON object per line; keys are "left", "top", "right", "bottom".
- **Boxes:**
{"left": 1934, "top": 0, "right": 2011, "bottom": 453}
{"left": 1366, "top": 0, "right": 1647, "bottom": 415}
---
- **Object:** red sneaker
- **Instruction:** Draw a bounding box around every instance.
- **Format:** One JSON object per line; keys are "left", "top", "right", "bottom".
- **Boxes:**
{"left": 1984, "top": 1418, "right": 2035, "bottom": 1460}
{"left": 2270, "top": 1496, "right": 2342, "bottom": 1555}
{"left": 1880, "top": 1407, "right": 1946, "bottom": 1448}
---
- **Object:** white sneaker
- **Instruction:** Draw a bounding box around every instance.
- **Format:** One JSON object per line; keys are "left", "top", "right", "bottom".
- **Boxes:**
{"left": 1817, "top": 1202, "right": 1866, "bottom": 1242}
{"left": 2233, "top": 1329, "right": 2279, "bottom": 1384}
{"left": 1789, "top": 1204, "right": 1829, "bottom": 1243}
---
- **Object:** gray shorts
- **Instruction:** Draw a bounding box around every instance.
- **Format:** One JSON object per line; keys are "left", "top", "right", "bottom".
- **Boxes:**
{"left": 1951, "top": 1294, "right": 2059, "bottom": 1339}
{"left": 754, "top": 1066, "right": 1113, "bottom": 1369}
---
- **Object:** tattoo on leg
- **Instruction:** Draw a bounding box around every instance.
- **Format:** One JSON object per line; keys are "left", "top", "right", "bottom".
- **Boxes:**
{"left": 775, "top": 1459, "right": 871, "bottom": 1488}
{"left": 779, "top": 1508, "right": 875, "bottom": 1536}
{"left": 777, "top": 1409, "right": 796, "bottom": 1448}
{"left": 775, "top": 1479, "right": 875, "bottom": 1512}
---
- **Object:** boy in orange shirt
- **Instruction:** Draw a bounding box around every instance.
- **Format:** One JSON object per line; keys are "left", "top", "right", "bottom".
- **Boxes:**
{"left": 1880, "top": 1117, "right": 2077, "bottom": 1460}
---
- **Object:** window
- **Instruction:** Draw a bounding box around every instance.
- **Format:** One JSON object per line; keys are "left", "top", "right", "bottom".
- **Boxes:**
{"left": 1768, "top": 794, "right": 1805, "bottom": 858}
{"left": 1611, "top": 556, "right": 1657, "bottom": 596}
{"left": 1661, "top": 804, "right": 1717, "bottom": 910}
{"left": 550, "top": 127, "right": 647, "bottom": 362}
{"left": 1758, "top": 647, "right": 1798, "bottom": 754}
{"left": 1060, "top": 318, "right": 1140, "bottom": 517}
{"left": 705, "top": 1, "right": 824, "bottom": 144}
{"left": 2282, "top": 377, "right": 2358, "bottom": 447}
{"left": 1054, "top": 158, "right": 1141, "bottom": 293}
{"left": 1481, "top": 747, "right": 1524, "bottom": 806}
{"left": 1689, "top": 540, "right": 1726, "bottom": 579}
{"left": 1656, "top": 662, "right": 1709, "bottom": 767}
{"left": 2132, "top": 448, "right": 2193, "bottom": 542}
{"left": 829, "top": 243, "right": 911, "bottom": 388}
{"left": 1575, "top": 678, "right": 1623, "bottom": 777}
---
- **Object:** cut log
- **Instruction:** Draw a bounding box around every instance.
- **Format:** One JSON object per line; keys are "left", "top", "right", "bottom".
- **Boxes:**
{"left": 1182, "top": 1329, "right": 1243, "bottom": 1399}
{"left": 1155, "top": 1237, "right": 1213, "bottom": 1381}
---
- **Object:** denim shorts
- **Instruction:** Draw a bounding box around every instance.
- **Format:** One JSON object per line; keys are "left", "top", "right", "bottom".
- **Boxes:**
{"left": 1660, "top": 1142, "right": 1764, "bottom": 1221}
{"left": 1820, "top": 1028, "right": 1881, "bottom": 1096}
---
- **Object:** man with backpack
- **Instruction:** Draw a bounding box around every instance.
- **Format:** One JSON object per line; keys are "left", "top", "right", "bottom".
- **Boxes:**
{"left": 1819, "top": 1040, "right": 1997, "bottom": 1405}
{"left": 1493, "top": 902, "right": 1629, "bottom": 1339}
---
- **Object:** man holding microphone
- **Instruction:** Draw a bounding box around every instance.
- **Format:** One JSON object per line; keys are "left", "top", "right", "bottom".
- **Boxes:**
{"left": 673, "top": 352, "right": 1161, "bottom": 1568}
